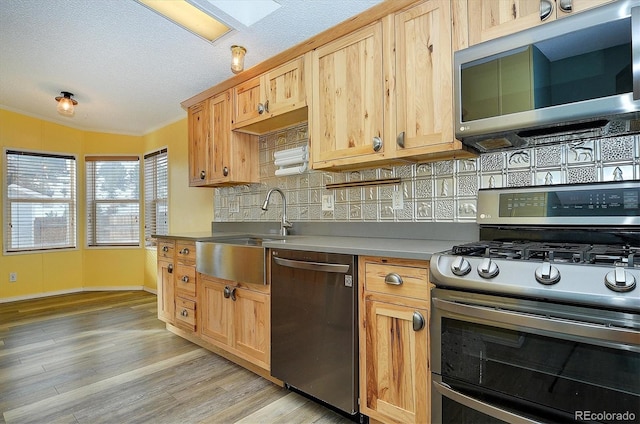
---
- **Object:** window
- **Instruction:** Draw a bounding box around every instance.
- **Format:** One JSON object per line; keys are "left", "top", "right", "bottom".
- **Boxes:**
{"left": 86, "top": 156, "right": 140, "bottom": 247}
{"left": 4, "top": 149, "right": 77, "bottom": 252}
{"left": 144, "top": 148, "right": 168, "bottom": 247}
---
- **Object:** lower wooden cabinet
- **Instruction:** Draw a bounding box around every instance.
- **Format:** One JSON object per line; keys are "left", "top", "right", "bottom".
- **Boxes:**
{"left": 359, "top": 256, "right": 431, "bottom": 424}
{"left": 156, "top": 238, "right": 198, "bottom": 333}
{"left": 199, "top": 275, "right": 270, "bottom": 370}
{"left": 157, "top": 239, "right": 176, "bottom": 324}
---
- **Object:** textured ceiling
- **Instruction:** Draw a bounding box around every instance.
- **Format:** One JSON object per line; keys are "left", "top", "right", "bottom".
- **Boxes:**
{"left": 0, "top": 0, "right": 383, "bottom": 136}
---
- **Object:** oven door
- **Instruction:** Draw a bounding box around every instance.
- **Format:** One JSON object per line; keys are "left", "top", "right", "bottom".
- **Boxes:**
{"left": 431, "top": 288, "right": 640, "bottom": 424}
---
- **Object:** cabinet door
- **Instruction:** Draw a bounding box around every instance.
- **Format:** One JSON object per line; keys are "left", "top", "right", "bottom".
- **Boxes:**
{"left": 263, "top": 57, "right": 306, "bottom": 116}
{"left": 208, "top": 91, "right": 230, "bottom": 182}
{"left": 199, "top": 279, "right": 232, "bottom": 346}
{"left": 468, "top": 0, "right": 555, "bottom": 46}
{"left": 393, "top": 0, "right": 455, "bottom": 157}
{"left": 157, "top": 259, "right": 175, "bottom": 324}
{"left": 233, "top": 288, "right": 270, "bottom": 368}
{"left": 234, "top": 76, "right": 263, "bottom": 126}
{"left": 187, "top": 100, "right": 211, "bottom": 186}
{"left": 311, "top": 22, "right": 385, "bottom": 169}
{"left": 360, "top": 299, "right": 429, "bottom": 424}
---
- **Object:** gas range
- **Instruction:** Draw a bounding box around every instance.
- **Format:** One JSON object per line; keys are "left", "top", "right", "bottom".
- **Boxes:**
{"left": 430, "top": 181, "right": 640, "bottom": 312}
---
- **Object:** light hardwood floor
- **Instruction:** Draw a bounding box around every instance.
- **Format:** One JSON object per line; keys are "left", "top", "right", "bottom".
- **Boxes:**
{"left": 0, "top": 291, "right": 354, "bottom": 424}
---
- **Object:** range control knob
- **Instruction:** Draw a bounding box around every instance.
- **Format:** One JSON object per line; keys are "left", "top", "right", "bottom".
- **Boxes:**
{"left": 451, "top": 256, "right": 471, "bottom": 276}
{"left": 535, "top": 261, "right": 561, "bottom": 285}
{"left": 605, "top": 268, "right": 636, "bottom": 292}
{"left": 477, "top": 258, "right": 499, "bottom": 279}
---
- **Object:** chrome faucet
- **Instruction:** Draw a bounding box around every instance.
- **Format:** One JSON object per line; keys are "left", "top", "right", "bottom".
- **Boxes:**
{"left": 261, "top": 188, "right": 292, "bottom": 236}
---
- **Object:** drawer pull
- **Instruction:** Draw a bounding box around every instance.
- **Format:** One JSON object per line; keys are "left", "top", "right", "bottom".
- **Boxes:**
{"left": 167, "top": 264, "right": 173, "bottom": 274}
{"left": 162, "top": 246, "right": 169, "bottom": 252}
{"left": 412, "top": 311, "right": 425, "bottom": 331}
{"left": 181, "top": 276, "right": 189, "bottom": 283}
{"left": 224, "top": 286, "right": 231, "bottom": 299}
{"left": 230, "top": 287, "right": 237, "bottom": 301}
{"left": 179, "top": 248, "right": 190, "bottom": 255}
{"left": 181, "top": 309, "right": 188, "bottom": 317}
{"left": 384, "top": 273, "right": 403, "bottom": 286}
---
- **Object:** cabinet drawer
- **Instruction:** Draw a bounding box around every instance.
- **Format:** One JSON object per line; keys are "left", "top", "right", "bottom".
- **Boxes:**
{"left": 157, "top": 240, "right": 175, "bottom": 260}
{"left": 175, "top": 265, "right": 196, "bottom": 297}
{"left": 175, "top": 298, "right": 196, "bottom": 330}
{"left": 176, "top": 242, "right": 196, "bottom": 266}
{"left": 364, "top": 261, "right": 429, "bottom": 301}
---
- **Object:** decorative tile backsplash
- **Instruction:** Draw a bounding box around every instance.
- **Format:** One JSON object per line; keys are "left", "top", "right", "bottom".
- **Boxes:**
{"left": 214, "top": 123, "right": 639, "bottom": 223}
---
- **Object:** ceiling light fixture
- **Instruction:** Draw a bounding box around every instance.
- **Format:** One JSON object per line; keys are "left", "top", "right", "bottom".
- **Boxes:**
{"left": 55, "top": 91, "right": 77, "bottom": 116}
{"left": 230, "top": 45, "right": 246, "bottom": 74}
{"left": 137, "top": 0, "right": 230, "bottom": 43}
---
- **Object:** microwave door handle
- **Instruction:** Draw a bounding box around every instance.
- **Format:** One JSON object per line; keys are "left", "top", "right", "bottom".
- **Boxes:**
{"left": 633, "top": 6, "right": 640, "bottom": 100}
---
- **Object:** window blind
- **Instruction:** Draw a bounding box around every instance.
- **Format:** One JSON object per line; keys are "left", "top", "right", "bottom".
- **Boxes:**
{"left": 144, "top": 148, "right": 168, "bottom": 247}
{"left": 86, "top": 156, "right": 140, "bottom": 247}
{"left": 4, "top": 149, "right": 77, "bottom": 252}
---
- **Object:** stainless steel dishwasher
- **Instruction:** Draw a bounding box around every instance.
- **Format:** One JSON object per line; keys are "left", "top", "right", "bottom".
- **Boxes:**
{"left": 270, "top": 248, "right": 359, "bottom": 417}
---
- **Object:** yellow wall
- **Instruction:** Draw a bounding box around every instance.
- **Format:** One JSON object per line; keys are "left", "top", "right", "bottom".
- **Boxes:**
{"left": 0, "top": 109, "right": 213, "bottom": 300}
{"left": 142, "top": 119, "right": 214, "bottom": 290}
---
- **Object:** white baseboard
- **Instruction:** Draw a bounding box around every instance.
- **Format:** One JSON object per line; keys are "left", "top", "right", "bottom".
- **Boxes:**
{"left": 0, "top": 286, "right": 157, "bottom": 303}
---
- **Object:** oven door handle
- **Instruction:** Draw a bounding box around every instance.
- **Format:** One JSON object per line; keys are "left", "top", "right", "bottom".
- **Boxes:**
{"left": 433, "top": 380, "right": 543, "bottom": 424}
{"left": 433, "top": 298, "right": 639, "bottom": 351}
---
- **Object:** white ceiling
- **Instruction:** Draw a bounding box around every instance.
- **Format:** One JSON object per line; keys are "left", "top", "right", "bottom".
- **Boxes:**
{"left": 0, "top": 0, "right": 383, "bottom": 136}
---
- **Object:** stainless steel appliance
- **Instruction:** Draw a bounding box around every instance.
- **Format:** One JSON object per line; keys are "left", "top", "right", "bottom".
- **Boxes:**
{"left": 430, "top": 181, "right": 640, "bottom": 423}
{"left": 270, "top": 249, "right": 359, "bottom": 416}
{"left": 454, "top": 0, "right": 640, "bottom": 152}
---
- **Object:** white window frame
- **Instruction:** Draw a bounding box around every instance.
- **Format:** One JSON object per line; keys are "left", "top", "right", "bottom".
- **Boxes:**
{"left": 86, "top": 155, "right": 141, "bottom": 248}
{"left": 144, "top": 148, "right": 168, "bottom": 247}
{"left": 3, "top": 148, "right": 77, "bottom": 253}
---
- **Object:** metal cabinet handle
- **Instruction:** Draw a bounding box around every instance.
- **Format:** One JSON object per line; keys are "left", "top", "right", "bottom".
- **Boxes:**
{"left": 558, "top": 0, "right": 572, "bottom": 13}
{"left": 181, "top": 275, "right": 189, "bottom": 283}
{"left": 540, "top": 0, "right": 554, "bottom": 21}
{"left": 162, "top": 246, "right": 169, "bottom": 252}
{"left": 200, "top": 170, "right": 206, "bottom": 180}
{"left": 181, "top": 309, "right": 188, "bottom": 317}
{"left": 372, "top": 136, "right": 382, "bottom": 152}
{"left": 396, "top": 131, "right": 405, "bottom": 148}
{"left": 223, "top": 166, "right": 229, "bottom": 177}
{"left": 179, "top": 248, "right": 189, "bottom": 255}
{"left": 257, "top": 103, "right": 265, "bottom": 114}
{"left": 167, "top": 264, "right": 173, "bottom": 274}
{"left": 223, "top": 286, "right": 231, "bottom": 298}
{"left": 230, "top": 287, "right": 237, "bottom": 301}
{"left": 264, "top": 100, "right": 269, "bottom": 113}
{"left": 384, "top": 272, "right": 403, "bottom": 286}
{"left": 412, "top": 311, "right": 425, "bottom": 331}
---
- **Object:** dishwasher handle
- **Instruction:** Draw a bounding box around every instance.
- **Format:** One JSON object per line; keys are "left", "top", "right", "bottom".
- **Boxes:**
{"left": 273, "top": 256, "right": 351, "bottom": 274}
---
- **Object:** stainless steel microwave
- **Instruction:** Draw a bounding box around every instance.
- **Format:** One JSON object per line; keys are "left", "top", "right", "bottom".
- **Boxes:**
{"left": 454, "top": 0, "right": 640, "bottom": 152}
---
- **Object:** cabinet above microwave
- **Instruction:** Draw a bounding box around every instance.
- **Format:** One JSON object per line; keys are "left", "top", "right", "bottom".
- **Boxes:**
{"left": 454, "top": 0, "right": 640, "bottom": 152}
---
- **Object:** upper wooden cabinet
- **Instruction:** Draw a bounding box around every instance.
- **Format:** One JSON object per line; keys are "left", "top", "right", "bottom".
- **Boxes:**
{"left": 232, "top": 55, "right": 310, "bottom": 135}
{"left": 311, "top": 1, "right": 474, "bottom": 171}
{"left": 311, "top": 22, "right": 387, "bottom": 169}
{"left": 187, "top": 91, "right": 258, "bottom": 187}
{"left": 392, "top": 0, "right": 470, "bottom": 161}
{"left": 467, "top": 0, "right": 613, "bottom": 46}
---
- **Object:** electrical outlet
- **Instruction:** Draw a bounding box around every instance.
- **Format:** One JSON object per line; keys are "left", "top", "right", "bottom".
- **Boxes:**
{"left": 9, "top": 272, "right": 17, "bottom": 282}
{"left": 229, "top": 200, "right": 240, "bottom": 214}
{"left": 322, "top": 194, "right": 334, "bottom": 211}
{"left": 392, "top": 190, "right": 404, "bottom": 210}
